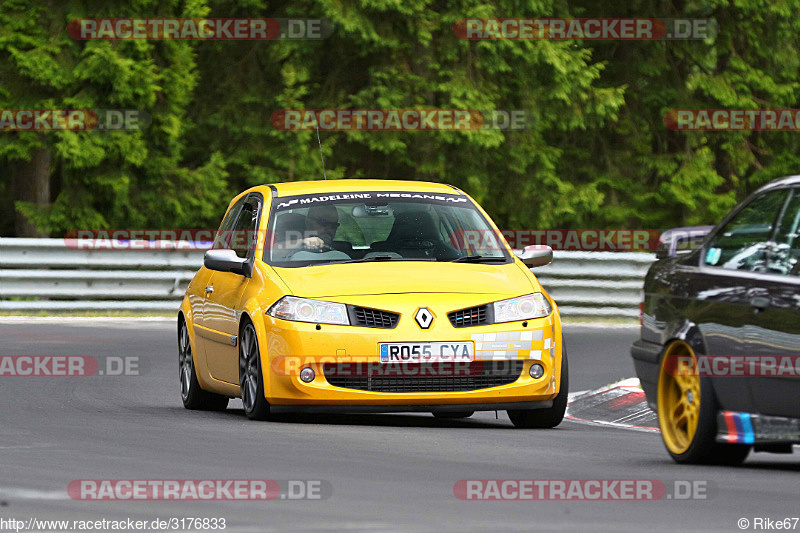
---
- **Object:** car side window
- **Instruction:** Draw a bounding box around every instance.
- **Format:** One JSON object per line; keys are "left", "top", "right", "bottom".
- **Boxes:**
{"left": 704, "top": 190, "right": 789, "bottom": 272}
{"left": 212, "top": 197, "right": 245, "bottom": 250}
{"left": 769, "top": 189, "right": 800, "bottom": 275}
{"left": 230, "top": 196, "right": 262, "bottom": 259}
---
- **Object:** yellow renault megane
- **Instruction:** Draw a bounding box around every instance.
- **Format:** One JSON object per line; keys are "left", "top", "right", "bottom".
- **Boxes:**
{"left": 178, "top": 180, "right": 566, "bottom": 427}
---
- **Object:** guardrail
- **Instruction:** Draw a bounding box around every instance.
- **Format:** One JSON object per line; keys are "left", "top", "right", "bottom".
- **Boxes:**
{"left": 534, "top": 251, "right": 654, "bottom": 319}
{"left": 0, "top": 238, "right": 655, "bottom": 318}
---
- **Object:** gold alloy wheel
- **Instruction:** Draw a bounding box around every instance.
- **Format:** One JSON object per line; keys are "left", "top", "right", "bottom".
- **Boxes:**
{"left": 657, "top": 341, "right": 701, "bottom": 455}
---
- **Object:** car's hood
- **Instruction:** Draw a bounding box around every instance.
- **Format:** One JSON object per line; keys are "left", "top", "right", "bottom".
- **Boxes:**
{"left": 272, "top": 261, "right": 537, "bottom": 298}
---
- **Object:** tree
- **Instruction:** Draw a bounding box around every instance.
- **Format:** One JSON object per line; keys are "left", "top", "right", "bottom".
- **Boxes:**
{"left": 0, "top": 0, "right": 229, "bottom": 237}
{"left": 4, "top": 0, "right": 800, "bottom": 237}
{"left": 567, "top": 0, "right": 800, "bottom": 229}
{"left": 185, "top": 0, "right": 624, "bottom": 230}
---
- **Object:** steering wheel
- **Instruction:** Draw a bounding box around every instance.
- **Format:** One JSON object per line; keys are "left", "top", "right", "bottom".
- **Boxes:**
{"left": 284, "top": 243, "right": 333, "bottom": 259}
{"left": 306, "top": 244, "right": 334, "bottom": 253}
{"left": 398, "top": 239, "right": 435, "bottom": 250}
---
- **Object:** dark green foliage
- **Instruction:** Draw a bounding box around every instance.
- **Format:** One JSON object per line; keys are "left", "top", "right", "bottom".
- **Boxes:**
{"left": 2, "top": 0, "right": 799, "bottom": 235}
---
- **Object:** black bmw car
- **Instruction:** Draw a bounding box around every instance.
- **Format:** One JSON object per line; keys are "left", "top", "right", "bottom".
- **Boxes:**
{"left": 632, "top": 175, "right": 800, "bottom": 464}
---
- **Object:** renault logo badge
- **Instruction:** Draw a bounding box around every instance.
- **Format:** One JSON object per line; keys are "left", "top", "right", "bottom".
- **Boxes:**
{"left": 414, "top": 307, "right": 434, "bottom": 329}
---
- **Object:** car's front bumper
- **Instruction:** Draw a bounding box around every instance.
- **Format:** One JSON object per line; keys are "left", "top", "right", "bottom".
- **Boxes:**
{"left": 260, "top": 296, "right": 563, "bottom": 408}
{"left": 631, "top": 338, "right": 662, "bottom": 411}
{"left": 270, "top": 399, "right": 554, "bottom": 414}
{"left": 268, "top": 357, "right": 559, "bottom": 407}
{"left": 717, "top": 411, "right": 800, "bottom": 446}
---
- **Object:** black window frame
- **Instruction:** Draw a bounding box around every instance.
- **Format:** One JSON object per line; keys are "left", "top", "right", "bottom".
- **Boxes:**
{"left": 212, "top": 196, "right": 247, "bottom": 250}
{"left": 229, "top": 193, "right": 264, "bottom": 260}
{"left": 700, "top": 188, "right": 791, "bottom": 273}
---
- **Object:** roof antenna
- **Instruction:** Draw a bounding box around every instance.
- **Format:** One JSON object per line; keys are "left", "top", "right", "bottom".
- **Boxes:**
{"left": 315, "top": 123, "right": 327, "bottom": 180}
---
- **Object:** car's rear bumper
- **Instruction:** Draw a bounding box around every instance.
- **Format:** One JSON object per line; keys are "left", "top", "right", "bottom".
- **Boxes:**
{"left": 631, "top": 338, "right": 662, "bottom": 410}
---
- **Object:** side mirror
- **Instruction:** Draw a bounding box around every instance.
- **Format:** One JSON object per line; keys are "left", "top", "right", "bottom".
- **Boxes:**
{"left": 514, "top": 245, "right": 553, "bottom": 268}
{"left": 204, "top": 249, "right": 252, "bottom": 277}
{"left": 656, "top": 226, "right": 714, "bottom": 259}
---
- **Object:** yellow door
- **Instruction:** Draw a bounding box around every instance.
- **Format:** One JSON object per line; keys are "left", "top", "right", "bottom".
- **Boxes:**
{"left": 203, "top": 271, "right": 249, "bottom": 384}
{"left": 203, "top": 194, "right": 263, "bottom": 385}
{"left": 186, "top": 267, "right": 213, "bottom": 365}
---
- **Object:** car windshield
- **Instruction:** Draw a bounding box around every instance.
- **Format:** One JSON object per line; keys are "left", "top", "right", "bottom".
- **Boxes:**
{"left": 264, "top": 191, "right": 511, "bottom": 267}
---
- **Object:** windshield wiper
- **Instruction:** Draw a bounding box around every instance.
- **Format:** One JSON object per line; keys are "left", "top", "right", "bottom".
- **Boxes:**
{"left": 450, "top": 255, "right": 507, "bottom": 263}
{"left": 338, "top": 255, "right": 435, "bottom": 264}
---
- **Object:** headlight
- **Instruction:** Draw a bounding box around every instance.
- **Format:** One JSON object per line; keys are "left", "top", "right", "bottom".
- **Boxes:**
{"left": 493, "top": 293, "right": 552, "bottom": 323}
{"left": 267, "top": 296, "right": 349, "bottom": 325}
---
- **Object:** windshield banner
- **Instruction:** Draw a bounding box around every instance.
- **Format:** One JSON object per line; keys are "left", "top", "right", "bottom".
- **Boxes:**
{"left": 274, "top": 191, "right": 470, "bottom": 211}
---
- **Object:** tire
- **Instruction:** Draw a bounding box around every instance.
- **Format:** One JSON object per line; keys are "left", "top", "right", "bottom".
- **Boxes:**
{"left": 508, "top": 347, "right": 569, "bottom": 429}
{"left": 432, "top": 411, "right": 474, "bottom": 419}
{"left": 239, "top": 320, "right": 271, "bottom": 421}
{"left": 657, "top": 341, "right": 750, "bottom": 465}
{"left": 178, "top": 318, "right": 229, "bottom": 411}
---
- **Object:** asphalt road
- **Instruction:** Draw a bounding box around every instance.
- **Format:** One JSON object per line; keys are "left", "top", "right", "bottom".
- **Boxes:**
{"left": 0, "top": 320, "right": 797, "bottom": 532}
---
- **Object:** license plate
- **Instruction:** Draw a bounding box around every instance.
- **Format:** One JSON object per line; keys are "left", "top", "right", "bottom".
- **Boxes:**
{"left": 379, "top": 342, "right": 474, "bottom": 363}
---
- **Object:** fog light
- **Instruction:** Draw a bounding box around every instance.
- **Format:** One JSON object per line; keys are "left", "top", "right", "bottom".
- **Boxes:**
{"left": 300, "top": 367, "right": 315, "bottom": 383}
{"left": 529, "top": 364, "right": 544, "bottom": 379}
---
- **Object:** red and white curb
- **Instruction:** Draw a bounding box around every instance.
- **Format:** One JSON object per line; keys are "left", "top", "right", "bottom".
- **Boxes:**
{"left": 566, "top": 378, "right": 659, "bottom": 433}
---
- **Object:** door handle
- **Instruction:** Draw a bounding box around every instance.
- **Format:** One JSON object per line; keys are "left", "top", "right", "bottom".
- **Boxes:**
{"left": 205, "top": 285, "right": 214, "bottom": 295}
{"left": 749, "top": 296, "right": 770, "bottom": 311}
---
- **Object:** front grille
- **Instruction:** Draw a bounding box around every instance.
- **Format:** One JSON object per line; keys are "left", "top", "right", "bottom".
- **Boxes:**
{"left": 448, "top": 305, "right": 489, "bottom": 328}
{"left": 350, "top": 306, "right": 399, "bottom": 329}
{"left": 323, "top": 361, "right": 523, "bottom": 393}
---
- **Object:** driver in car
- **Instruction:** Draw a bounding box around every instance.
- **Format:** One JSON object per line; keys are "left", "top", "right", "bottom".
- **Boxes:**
{"left": 302, "top": 205, "right": 340, "bottom": 250}
{"left": 271, "top": 205, "right": 350, "bottom": 260}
